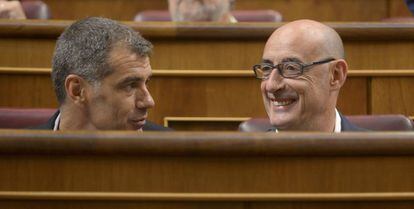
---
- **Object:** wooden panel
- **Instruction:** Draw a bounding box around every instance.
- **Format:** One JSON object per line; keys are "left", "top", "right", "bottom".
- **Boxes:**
{"left": 7, "top": 154, "right": 414, "bottom": 192}
{"left": 235, "top": 0, "right": 388, "bottom": 21}
{"left": 42, "top": 0, "right": 168, "bottom": 21}
{"left": 0, "top": 130, "right": 414, "bottom": 209}
{"left": 0, "top": 73, "right": 57, "bottom": 108}
{"left": 337, "top": 77, "right": 368, "bottom": 115}
{"left": 388, "top": 0, "right": 413, "bottom": 18}
{"left": 0, "top": 192, "right": 414, "bottom": 209}
{"left": 0, "top": 38, "right": 56, "bottom": 68}
{"left": 3, "top": 21, "right": 414, "bottom": 70}
{"left": 4, "top": 38, "right": 414, "bottom": 70}
{"left": 164, "top": 117, "right": 249, "bottom": 131}
{"left": 0, "top": 200, "right": 243, "bottom": 209}
{"left": 0, "top": 201, "right": 413, "bottom": 209}
{"left": 345, "top": 40, "right": 414, "bottom": 69}
{"left": 151, "top": 39, "right": 264, "bottom": 70}
{"left": 0, "top": 131, "right": 414, "bottom": 193}
{"left": 41, "top": 0, "right": 391, "bottom": 22}
{"left": 371, "top": 77, "right": 414, "bottom": 116}
{"left": 148, "top": 76, "right": 266, "bottom": 124}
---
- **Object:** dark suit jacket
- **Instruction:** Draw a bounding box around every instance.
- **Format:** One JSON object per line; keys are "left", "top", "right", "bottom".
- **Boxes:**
{"left": 268, "top": 113, "right": 367, "bottom": 132}
{"left": 340, "top": 113, "right": 367, "bottom": 131}
{"left": 406, "top": 0, "right": 414, "bottom": 15}
{"left": 32, "top": 111, "right": 172, "bottom": 131}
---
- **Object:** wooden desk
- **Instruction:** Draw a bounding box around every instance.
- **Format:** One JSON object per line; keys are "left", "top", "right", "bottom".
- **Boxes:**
{"left": 0, "top": 130, "right": 413, "bottom": 208}
{"left": 40, "top": 0, "right": 411, "bottom": 21}
{"left": 2, "top": 20, "right": 414, "bottom": 70}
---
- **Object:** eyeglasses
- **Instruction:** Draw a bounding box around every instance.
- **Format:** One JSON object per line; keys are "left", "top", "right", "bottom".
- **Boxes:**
{"left": 252, "top": 58, "right": 335, "bottom": 80}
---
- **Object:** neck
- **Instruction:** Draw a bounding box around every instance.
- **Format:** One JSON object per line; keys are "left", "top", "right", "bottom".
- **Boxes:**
{"left": 307, "top": 108, "right": 336, "bottom": 132}
{"left": 278, "top": 108, "right": 337, "bottom": 132}
{"left": 59, "top": 104, "right": 95, "bottom": 130}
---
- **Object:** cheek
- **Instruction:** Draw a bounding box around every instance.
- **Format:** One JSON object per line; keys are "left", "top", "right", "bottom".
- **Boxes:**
{"left": 118, "top": 92, "right": 137, "bottom": 110}
{"left": 260, "top": 82, "right": 266, "bottom": 91}
{"left": 260, "top": 82, "right": 268, "bottom": 96}
{"left": 293, "top": 76, "right": 319, "bottom": 95}
{"left": 110, "top": 96, "right": 135, "bottom": 124}
{"left": 103, "top": 91, "right": 135, "bottom": 114}
{"left": 294, "top": 76, "right": 331, "bottom": 108}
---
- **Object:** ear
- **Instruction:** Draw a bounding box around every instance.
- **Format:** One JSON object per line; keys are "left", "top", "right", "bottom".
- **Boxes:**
{"left": 64, "top": 74, "right": 87, "bottom": 105}
{"left": 330, "top": 59, "right": 348, "bottom": 91}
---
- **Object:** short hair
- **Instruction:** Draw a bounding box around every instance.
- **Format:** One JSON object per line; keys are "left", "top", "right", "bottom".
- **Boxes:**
{"left": 52, "top": 17, "right": 153, "bottom": 104}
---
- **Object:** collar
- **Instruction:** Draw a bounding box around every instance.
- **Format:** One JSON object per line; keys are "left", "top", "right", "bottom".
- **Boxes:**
{"left": 53, "top": 112, "right": 60, "bottom": 131}
{"left": 334, "top": 108, "right": 341, "bottom": 133}
{"left": 228, "top": 14, "right": 238, "bottom": 23}
{"left": 274, "top": 108, "right": 341, "bottom": 132}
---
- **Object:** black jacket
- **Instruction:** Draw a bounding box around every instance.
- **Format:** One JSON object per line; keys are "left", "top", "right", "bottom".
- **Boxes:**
{"left": 32, "top": 111, "right": 172, "bottom": 131}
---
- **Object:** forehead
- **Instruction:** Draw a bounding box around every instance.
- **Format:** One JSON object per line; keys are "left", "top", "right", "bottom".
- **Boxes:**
{"left": 262, "top": 28, "right": 322, "bottom": 63}
{"left": 106, "top": 47, "right": 151, "bottom": 79}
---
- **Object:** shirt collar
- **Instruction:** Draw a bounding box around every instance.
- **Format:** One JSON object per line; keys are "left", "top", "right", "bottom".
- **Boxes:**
{"left": 53, "top": 112, "right": 60, "bottom": 131}
{"left": 334, "top": 108, "right": 341, "bottom": 133}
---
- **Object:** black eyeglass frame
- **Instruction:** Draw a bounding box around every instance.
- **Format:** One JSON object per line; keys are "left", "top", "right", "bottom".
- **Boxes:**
{"left": 253, "top": 58, "right": 336, "bottom": 80}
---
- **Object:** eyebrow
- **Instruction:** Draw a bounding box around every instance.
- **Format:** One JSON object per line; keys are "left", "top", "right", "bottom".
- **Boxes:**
{"left": 261, "top": 57, "right": 304, "bottom": 65}
{"left": 261, "top": 59, "right": 273, "bottom": 64}
{"left": 281, "top": 57, "right": 303, "bottom": 63}
{"left": 117, "top": 76, "right": 144, "bottom": 88}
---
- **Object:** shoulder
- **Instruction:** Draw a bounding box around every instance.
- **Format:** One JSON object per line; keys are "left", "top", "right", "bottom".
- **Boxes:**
{"left": 340, "top": 114, "right": 369, "bottom": 132}
{"left": 29, "top": 110, "right": 59, "bottom": 130}
{"left": 143, "top": 121, "right": 173, "bottom": 131}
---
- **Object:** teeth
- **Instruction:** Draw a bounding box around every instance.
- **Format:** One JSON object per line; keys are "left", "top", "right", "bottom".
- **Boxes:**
{"left": 272, "top": 100, "right": 293, "bottom": 106}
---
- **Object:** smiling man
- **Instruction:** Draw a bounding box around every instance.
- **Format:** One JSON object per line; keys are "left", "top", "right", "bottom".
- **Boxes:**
{"left": 254, "top": 19, "right": 364, "bottom": 132}
{"left": 36, "top": 17, "right": 169, "bottom": 131}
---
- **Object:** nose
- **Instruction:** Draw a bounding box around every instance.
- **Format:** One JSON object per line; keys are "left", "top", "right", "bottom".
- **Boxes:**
{"left": 265, "top": 68, "right": 285, "bottom": 92}
{"left": 136, "top": 86, "right": 155, "bottom": 109}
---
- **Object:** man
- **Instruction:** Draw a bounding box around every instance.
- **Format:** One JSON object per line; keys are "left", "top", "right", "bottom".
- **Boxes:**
{"left": 168, "top": 0, "right": 236, "bottom": 22}
{"left": 253, "top": 19, "right": 364, "bottom": 132}
{"left": 0, "top": 0, "right": 26, "bottom": 19}
{"left": 37, "top": 17, "right": 169, "bottom": 131}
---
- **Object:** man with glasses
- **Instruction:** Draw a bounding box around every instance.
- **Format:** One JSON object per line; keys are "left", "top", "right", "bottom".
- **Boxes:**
{"left": 253, "top": 19, "right": 364, "bottom": 132}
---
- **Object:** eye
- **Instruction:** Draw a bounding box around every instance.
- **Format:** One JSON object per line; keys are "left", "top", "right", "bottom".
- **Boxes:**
{"left": 260, "top": 64, "right": 274, "bottom": 75}
{"left": 280, "top": 62, "right": 303, "bottom": 77}
{"left": 283, "top": 63, "right": 301, "bottom": 72}
{"left": 123, "top": 82, "right": 138, "bottom": 92}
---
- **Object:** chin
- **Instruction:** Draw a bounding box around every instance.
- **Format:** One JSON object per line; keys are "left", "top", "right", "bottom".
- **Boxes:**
{"left": 270, "top": 120, "right": 290, "bottom": 130}
{"left": 269, "top": 115, "right": 296, "bottom": 130}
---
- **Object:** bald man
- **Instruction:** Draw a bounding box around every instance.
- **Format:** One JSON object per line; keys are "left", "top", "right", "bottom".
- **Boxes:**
{"left": 253, "top": 19, "right": 365, "bottom": 132}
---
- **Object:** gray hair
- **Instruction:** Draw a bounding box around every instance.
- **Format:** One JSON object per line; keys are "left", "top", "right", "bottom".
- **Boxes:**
{"left": 52, "top": 17, "right": 153, "bottom": 104}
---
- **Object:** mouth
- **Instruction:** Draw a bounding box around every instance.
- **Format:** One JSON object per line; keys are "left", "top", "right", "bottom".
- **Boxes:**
{"left": 130, "top": 118, "right": 147, "bottom": 130}
{"left": 270, "top": 98, "right": 297, "bottom": 107}
{"left": 267, "top": 93, "right": 298, "bottom": 111}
